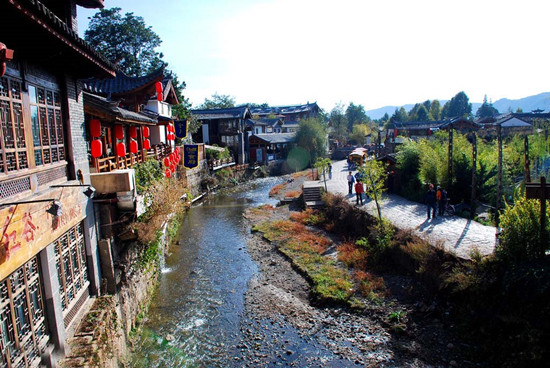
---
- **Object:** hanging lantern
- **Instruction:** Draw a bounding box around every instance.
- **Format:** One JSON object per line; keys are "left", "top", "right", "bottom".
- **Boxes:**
{"left": 143, "top": 138, "right": 151, "bottom": 150}
{"left": 91, "top": 139, "right": 103, "bottom": 158}
{"left": 90, "top": 119, "right": 101, "bottom": 138}
{"left": 143, "top": 126, "right": 150, "bottom": 138}
{"left": 170, "top": 133, "right": 175, "bottom": 140}
{"left": 116, "top": 142, "right": 126, "bottom": 157}
{"left": 155, "top": 81, "right": 163, "bottom": 101}
{"left": 174, "top": 147, "right": 180, "bottom": 154}
{"left": 170, "top": 164, "right": 175, "bottom": 172}
{"left": 164, "top": 157, "right": 170, "bottom": 167}
{"left": 168, "top": 124, "right": 174, "bottom": 133}
{"left": 165, "top": 169, "right": 171, "bottom": 178}
{"left": 129, "top": 126, "right": 137, "bottom": 138}
{"left": 129, "top": 139, "right": 138, "bottom": 154}
{"left": 115, "top": 125, "right": 124, "bottom": 140}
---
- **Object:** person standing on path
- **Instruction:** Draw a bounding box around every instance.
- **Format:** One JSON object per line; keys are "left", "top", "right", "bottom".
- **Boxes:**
{"left": 425, "top": 184, "right": 437, "bottom": 219}
{"left": 354, "top": 181, "right": 364, "bottom": 205}
{"left": 437, "top": 186, "right": 447, "bottom": 216}
{"left": 329, "top": 164, "right": 333, "bottom": 179}
{"left": 347, "top": 171, "right": 355, "bottom": 194}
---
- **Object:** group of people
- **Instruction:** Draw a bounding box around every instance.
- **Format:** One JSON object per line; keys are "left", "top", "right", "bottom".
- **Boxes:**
{"left": 347, "top": 171, "right": 365, "bottom": 205}
{"left": 425, "top": 184, "right": 448, "bottom": 219}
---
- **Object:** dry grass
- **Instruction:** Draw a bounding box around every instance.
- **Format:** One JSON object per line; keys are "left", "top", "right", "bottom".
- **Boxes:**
{"left": 338, "top": 241, "right": 369, "bottom": 270}
{"left": 353, "top": 270, "right": 387, "bottom": 299}
{"left": 289, "top": 208, "right": 325, "bottom": 226}
{"left": 269, "top": 184, "right": 285, "bottom": 196}
{"left": 285, "top": 190, "right": 302, "bottom": 199}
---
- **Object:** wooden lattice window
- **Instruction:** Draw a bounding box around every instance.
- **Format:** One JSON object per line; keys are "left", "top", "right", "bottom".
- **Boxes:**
{"left": 0, "top": 257, "right": 49, "bottom": 368}
{"left": 28, "top": 84, "right": 64, "bottom": 166}
{"left": 52, "top": 223, "right": 88, "bottom": 312}
{"left": 0, "top": 76, "right": 28, "bottom": 173}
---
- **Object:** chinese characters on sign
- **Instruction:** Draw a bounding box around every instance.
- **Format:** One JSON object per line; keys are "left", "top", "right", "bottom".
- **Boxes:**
{"left": 183, "top": 144, "right": 199, "bottom": 169}
{"left": 175, "top": 119, "right": 188, "bottom": 139}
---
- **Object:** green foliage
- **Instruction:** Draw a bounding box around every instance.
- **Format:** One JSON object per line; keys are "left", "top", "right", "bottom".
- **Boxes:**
{"left": 358, "top": 159, "right": 388, "bottom": 221}
{"left": 205, "top": 146, "right": 230, "bottom": 160}
{"left": 134, "top": 159, "right": 164, "bottom": 194}
{"left": 85, "top": 8, "right": 164, "bottom": 77}
{"left": 497, "top": 196, "right": 550, "bottom": 261}
{"left": 475, "top": 95, "right": 499, "bottom": 118}
{"left": 349, "top": 124, "right": 372, "bottom": 145}
{"left": 345, "top": 102, "right": 370, "bottom": 131}
{"left": 314, "top": 157, "right": 332, "bottom": 190}
{"left": 329, "top": 104, "right": 348, "bottom": 143}
{"left": 198, "top": 93, "right": 235, "bottom": 109}
{"left": 441, "top": 91, "right": 472, "bottom": 119}
{"left": 294, "top": 117, "right": 328, "bottom": 164}
{"left": 396, "top": 141, "right": 422, "bottom": 201}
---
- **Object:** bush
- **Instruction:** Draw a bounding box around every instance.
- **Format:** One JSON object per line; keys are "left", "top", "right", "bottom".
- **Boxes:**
{"left": 497, "top": 196, "right": 550, "bottom": 262}
{"left": 134, "top": 159, "right": 164, "bottom": 194}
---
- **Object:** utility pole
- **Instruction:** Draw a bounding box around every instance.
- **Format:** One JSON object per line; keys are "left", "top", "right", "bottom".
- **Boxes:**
{"left": 470, "top": 133, "right": 477, "bottom": 219}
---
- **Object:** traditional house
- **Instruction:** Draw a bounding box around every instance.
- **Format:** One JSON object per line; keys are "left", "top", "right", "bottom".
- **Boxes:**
{"left": 250, "top": 102, "right": 320, "bottom": 122}
{"left": 246, "top": 118, "right": 283, "bottom": 134}
{"left": 1, "top": 1, "right": 117, "bottom": 367}
{"left": 476, "top": 114, "right": 534, "bottom": 138}
{"left": 191, "top": 106, "right": 251, "bottom": 164}
{"left": 249, "top": 133, "right": 295, "bottom": 164}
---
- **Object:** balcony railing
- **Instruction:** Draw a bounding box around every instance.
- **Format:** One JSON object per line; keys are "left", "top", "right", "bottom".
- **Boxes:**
{"left": 90, "top": 143, "right": 173, "bottom": 173}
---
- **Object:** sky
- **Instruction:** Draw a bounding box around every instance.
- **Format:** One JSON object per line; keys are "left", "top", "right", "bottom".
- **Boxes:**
{"left": 77, "top": 0, "right": 550, "bottom": 113}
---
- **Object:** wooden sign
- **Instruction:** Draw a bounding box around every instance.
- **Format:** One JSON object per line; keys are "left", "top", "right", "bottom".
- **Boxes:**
{"left": 183, "top": 144, "right": 199, "bottom": 169}
{"left": 0, "top": 187, "right": 85, "bottom": 280}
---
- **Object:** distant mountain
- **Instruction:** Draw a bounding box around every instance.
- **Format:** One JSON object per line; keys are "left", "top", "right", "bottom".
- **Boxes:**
{"left": 365, "top": 92, "right": 550, "bottom": 120}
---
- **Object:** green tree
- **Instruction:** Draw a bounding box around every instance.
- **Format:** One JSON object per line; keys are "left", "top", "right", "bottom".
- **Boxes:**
{"left": 396, "top": 141, "right": 422, "bottom": 200}
{"left": 345, "top": 102, "right": 369, "bottom": 131}
{"left": 314, "top": 157, "right": 332, "bottom": 191}
{"left": 476, "top": 95, "right": 499, "bottom": 119}
{"left": 349, "top": 124, "right": 371, "bottom": 145}
{"left": 329, "top": 104, "right": 348, "bottom": 144}
{"left": 442, "top": 91, "right": 472, "bottom": 119}
{"left": 85, "top": 8, "right": 164, "bottom": 77}
{"left": 295, "top": 117, "right": 328, "bottom": 165}
{"left": 358, "top": 158, "right": 388, "bottom": 222}
{"left": 198, "top": 93, "right": 236, "bottom": 109}
{"left": 430, "top": 100, "right": 442, "bottom": 120}
{"left": 391, "top": 107, "right": 408, "bottom": 123}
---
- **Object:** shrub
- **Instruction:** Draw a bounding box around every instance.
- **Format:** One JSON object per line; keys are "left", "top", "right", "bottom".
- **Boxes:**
{"left": 134, "top": 159, "right": 164, "bottom": 194}
{"left": 497, "top": 196, "right": 550, "bottom": 262}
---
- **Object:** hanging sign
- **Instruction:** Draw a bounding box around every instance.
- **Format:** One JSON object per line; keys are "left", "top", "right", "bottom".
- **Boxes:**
{"left": 183, "top": 144, "right": 199, "bottom": 169}
{"left": 175, "top": 119, "right": 188, "bottom": 139}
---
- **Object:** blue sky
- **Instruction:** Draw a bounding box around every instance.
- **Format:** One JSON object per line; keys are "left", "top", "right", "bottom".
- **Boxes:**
{"left": 78, "top": 0, "right": 550, "bottom": 112}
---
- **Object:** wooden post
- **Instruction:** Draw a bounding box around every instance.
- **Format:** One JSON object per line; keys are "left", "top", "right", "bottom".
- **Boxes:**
{"left": 470, "top": 133, "right": 477, "bottom": 218}
{"left": 496, "top": 124, "right": 503, "bottom": 227}
{"left": 524, "top": 135, "right": 531, "bottom": 183}
{"left": 448, "top": 124, "right": 453, "bottom": 191}
{"left": 541, "top": 177, "right": 548, "bottom": 250}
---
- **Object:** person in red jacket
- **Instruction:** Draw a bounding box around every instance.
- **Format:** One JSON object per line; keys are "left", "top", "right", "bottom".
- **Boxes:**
{"left": 354, "top": 181, "right": 364, "bottom": 205}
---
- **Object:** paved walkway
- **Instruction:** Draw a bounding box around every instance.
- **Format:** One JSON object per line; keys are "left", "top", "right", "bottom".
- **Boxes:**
{"left": 324, "top": 159, "right": 497, "bottom": 259}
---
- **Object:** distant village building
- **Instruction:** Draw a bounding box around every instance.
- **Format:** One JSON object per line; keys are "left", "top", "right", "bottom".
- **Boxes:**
{"left": 250, "top": 102, "right": 320, "bottom": 121}
{"left": 476, "top": 113, "right": 534, "bottom": 137}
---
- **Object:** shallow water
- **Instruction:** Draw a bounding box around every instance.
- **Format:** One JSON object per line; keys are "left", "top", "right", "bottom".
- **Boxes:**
{"left": 129, "top": 178, "right": 280, "bottom": 367}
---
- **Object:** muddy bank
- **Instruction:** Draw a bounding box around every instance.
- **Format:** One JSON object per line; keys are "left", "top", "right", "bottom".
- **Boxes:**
{"left": 239, "top": 205, "right": 475, "bottom": 367}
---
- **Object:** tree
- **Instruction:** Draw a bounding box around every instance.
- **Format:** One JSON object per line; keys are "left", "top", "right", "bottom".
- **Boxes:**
{"left": 390, "top": 107, "right": 408, "bottom": 123}
{"left": 349, "top": 124, "right": 371, "bottom": 145}
{"left": 329, "top": 104, "right": 348, "bottom": 144}
{"left": 476, "top": 95, "right": 499, "bottom": 119}
{"left": 358, "top": 158, "right": 388, "bottom": 222}
{"left": 198, "top": 93, "right": 236, "bottom": 109}
{"left": 430, "top": 100, "right": 442, "bottom": 120}
{"left": 415, "top": 105, "right": 430, "bottom": 121}
{"left": 345, "top": 102, "right": 369, "bottom": 131}
{"left": 442, "top": 91, "right": 472, "bottom": 119}
{"left": 85, "top": 8, "right": 164, "bottom": 77}
{"left": 294, "top": 117, "right": 328, "bottom": 165}
{"left": 314, "top": 158, "right": 332, "bottom": 191}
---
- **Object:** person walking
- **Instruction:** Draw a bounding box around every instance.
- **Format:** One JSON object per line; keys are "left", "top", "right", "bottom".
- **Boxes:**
{"left": 347, "top": 171, "right": 355, "bottom": 194}
{"left": 329, "top": 164, "right": 333, "bottom": 179}
{"left": 425, "top": 184, "right": 437, "bottom": 219}
{"left": 437, "top": 186, "right": 447, "bottom": 216}
{"left": 354, "top": 181, "right": 364, "bottom": 205}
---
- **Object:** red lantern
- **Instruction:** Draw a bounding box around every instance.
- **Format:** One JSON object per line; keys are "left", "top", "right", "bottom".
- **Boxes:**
{"left": 90, "top": 119, "right": 101, "bottom": 138}
{"left": 129, "top": 126, "right": 137, "bottom": 138}
{"left": 91, "top": 139, "right": 103, "bottom": 158}
{"left": 129, "top": 139, "right": 138, "bottom": 154}
{"left": 170, "top": 133, "right": 175, "bottom": 140}
{"left": 155, "top": 81, "right": 163, "bottom": 102}
{"left": 116, "top": 142, "right": 126, "bottom": 157}
{"left": 169, "top": 164, "right": 174, "bottom": 172}
{"left": 165, "top": 169, "right": 171, "bottom": 178}
{"left": 164, "top": 157, "right": 170, "bottom": 167}
{"left": 115, "top": 125, "right": 124, "bottom": 140}
{"left": 143, "top": 139, "right": 151, "bottom": 150}
{"left": 143, "top": 127, "right": 150, "bottom": 138}
{"left": 174, "top": 147, "right": 180, "bottom": 154}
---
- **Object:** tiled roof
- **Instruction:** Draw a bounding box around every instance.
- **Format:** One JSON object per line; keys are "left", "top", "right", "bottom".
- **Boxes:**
{"left": 250, "top": 102, "right": 319, "bottom": 116}
{"left": 252, "top": 133, "right": 296, "bottom": 144}
{"left": 82, "top": 68, "right": 164, "bottom": 96}
{"left": 83, "top": 92, "right": 157, "bottom": 125}
{"left": 191, "top": 106, "right": 250, "bottom": 120}
{"left": 76, "top": 0, "right": 104, "bottom": 8}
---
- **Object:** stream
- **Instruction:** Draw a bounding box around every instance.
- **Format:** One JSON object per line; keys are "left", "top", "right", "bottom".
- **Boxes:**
{"left": 129, "top": 177, "right": 280, "bottom": 367}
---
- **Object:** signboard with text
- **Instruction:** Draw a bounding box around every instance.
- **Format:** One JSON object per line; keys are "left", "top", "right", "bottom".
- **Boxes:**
{"left": 175, "top": 119, "right": 188, "bottom": 139}
{"left": 183, "top": 144, "right": 199, "bottom": 169}
{"left": 0, "top": 187, "right": 85, "bottom": 280}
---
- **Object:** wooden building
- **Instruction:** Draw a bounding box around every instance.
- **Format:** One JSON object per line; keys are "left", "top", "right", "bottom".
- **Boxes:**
{"left": 0, "top": 1, "right": 116, "bottom": 367}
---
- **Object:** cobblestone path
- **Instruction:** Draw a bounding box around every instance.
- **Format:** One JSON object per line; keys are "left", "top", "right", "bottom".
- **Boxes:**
{"left": 324, "top": 159, "right": 496, "bottom": 259}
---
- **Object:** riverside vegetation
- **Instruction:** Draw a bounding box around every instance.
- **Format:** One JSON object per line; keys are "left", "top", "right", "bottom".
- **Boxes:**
{"left": 252, "top": 180, "right": 549, "bottom": 367}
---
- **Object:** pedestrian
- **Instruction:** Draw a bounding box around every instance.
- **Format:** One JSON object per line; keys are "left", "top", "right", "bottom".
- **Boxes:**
{"left": 329, "top": 164, "right": 333, "bottom": 179}
{"left": 347, "top": 171, "right": 355, "bottom": 194}
{"left": 354, "top": 171, "right": 363, "bottom": 183}
{"left": 436, "top": 186, "right": 442, "bottom": 215}
{"left": 425, "top": 184, "right": 437, "bottom": 219}
{"left": 354, "top": 181, "right": 364, "bottom": 205}
{"left": 438, "top": 187, "right": 447, "bottom": 215}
